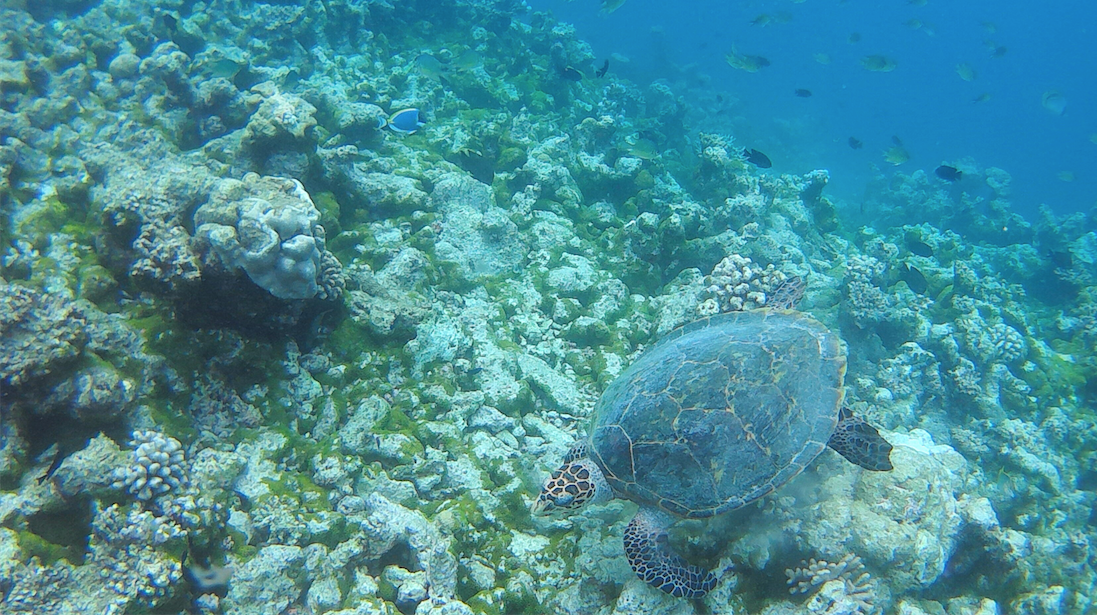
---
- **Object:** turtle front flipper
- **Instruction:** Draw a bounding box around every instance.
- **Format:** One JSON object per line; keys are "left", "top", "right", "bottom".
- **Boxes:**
{"left": 828, "top": 408, "right": 894, "bottom": 471}
{"left": 624, "top": 508, "right": 718, "bottom": 599}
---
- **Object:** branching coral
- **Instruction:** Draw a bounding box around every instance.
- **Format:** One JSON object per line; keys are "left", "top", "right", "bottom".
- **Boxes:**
{"left": 112, "top": 430, "right": 189, "bottom": 502}
{"left": 956, "top": 317, "right": 1026, "bottom": 366}
{"left": 843, "top": 256, "right": 893, "bottom": 327}
{"left": 90, "top": 503, "right": 186, "bottom": 611}
{"left": 2, "top": 558, "right": 71, "bottom": 615}
{"left": 0, "top": 280, "right": 89, "bottom": 387}
{"left": 316, "top": 249, "right": 346, "bottom": 301}
{"left": 787, "top": 554, "right": 880, "bottom": 614}
{"left": 700, "top": 253, "right": 789, "bottom": 314}
{"left": 698, "top": 132, "right": 738, "bottom": 176}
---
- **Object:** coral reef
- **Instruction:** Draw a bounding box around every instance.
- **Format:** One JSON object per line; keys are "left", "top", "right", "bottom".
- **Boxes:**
{"left": 0, "top": 280, "right": 89, "bottom": 388}
{"left": 2, "top": 0, "right": 1096, "bottom": 614}
{"left": 94, "top": 131, "right": 216, "bottom": 292}
{"left": 0, "top": 281, "right": 146, "bottom": 424}
{"left": 430, "top": 172, "right": 525, "bottom": 280}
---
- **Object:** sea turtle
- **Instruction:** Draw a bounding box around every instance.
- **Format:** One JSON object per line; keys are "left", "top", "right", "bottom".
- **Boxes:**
{"left": 531, "top": 308, "right": 893, "bottom": 598}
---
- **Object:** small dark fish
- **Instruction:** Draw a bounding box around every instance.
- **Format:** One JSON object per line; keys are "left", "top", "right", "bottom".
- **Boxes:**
{"left": 716, "top": 94, "right": 724, "bottom": 103}
{"left": 848, "top": 137, "right": 863, "bottom": 149}
{"left": 595, "top": 59, "right": 609, "bottom": 78}
{"left": 907, "top": 238, "right": 934, "bottom": 257}
{"left": 1048, "top": 250, "right": 1073, "bottom": 269}
{"left": 935, "top": 165, "right": 963, "bottom": 182}
{"left": 891, "top": 135, "right": 904, "bottom": 147}
{"left": 794, "top": 88, "right": 813, "bottom": 97}
{"left": 283, "top": 69, "right": 301, "bottom": 90}
{"left": 991, "top": 45, "right": 1008, "bottom": 59}
{"left": 743, "top": 148, "right": 772, "bottom": 168}
{"left": 37, "top": 449, "right": 65, "bottom": 485}
{"left": 899, "top": 262, "right": 928, "bottom": 294}
{"left": 561, "top": 66, "right": 583, "bottom": 81}
{"left": 848, "top": 32, "right": 862, "bottom": 43}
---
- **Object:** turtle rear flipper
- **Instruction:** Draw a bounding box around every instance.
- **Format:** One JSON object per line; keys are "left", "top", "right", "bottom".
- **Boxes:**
{"left": 624, "top": 509, "right": 718, "bottom": 599}
{"left": 828, "top": 408, "right": 893, "bottom": 471}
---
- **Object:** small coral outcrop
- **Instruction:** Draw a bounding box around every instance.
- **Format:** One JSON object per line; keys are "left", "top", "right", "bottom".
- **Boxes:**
{"left": 700, "top": 253, "right": 790, "bottom": 314}
{"left": 0, "top": 281, "right": 140, "bottom": 422}
{"left": 0, "top": 280, "right": 88, "bottom": 387}
{"left": 194, "top": 173, "right": 343, "bottom": 300}
{"left": 431, "top": 172, "right": 526, "bottom": 280}
{"left": 786, "top": 554, "right": 880, "bottom": 615}
{"left": 112, "top": 430, "right": 189, "bottom": 502}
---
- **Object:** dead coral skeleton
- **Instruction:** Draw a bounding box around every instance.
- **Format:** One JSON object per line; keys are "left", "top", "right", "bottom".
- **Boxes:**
{"left": 786, "top": 554, "right": 880, "bottom": 614}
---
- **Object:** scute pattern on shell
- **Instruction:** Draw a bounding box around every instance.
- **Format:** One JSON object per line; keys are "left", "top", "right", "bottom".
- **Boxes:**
{"left": 589, "top": 310, "right": 845, "bottom": 518}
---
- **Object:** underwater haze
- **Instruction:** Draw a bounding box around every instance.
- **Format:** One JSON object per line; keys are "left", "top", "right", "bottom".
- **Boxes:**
{"left": 2, "top": 0, "right": 1097, "bottom": 614}
{"left": 533, "top": 0, "right": 1097, "bottom": 218}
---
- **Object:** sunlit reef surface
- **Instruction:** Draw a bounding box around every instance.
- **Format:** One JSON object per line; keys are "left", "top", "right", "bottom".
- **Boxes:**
{"left": 1, "top": 1, "right": 1096, "bottom": 614}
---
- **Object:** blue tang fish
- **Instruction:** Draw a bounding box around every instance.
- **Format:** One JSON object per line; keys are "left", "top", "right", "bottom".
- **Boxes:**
{"left": 379, "top": 108, "right": 425, "bottom": 134}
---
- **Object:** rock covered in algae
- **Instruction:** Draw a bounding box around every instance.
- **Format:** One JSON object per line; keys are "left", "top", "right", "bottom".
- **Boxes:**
{"left": 431, "top": 172, "right": 526, "bottom": 280}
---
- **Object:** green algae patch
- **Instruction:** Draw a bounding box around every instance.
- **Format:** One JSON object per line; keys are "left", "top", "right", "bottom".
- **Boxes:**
{"left": 811, "top": 196, "right": 840, "bottom": 233}
{"left": 15, "top": 195, "right": 96, "bottom": 247}
{"left": 129, "top": 311, "right": 283, "bottom": 395}
{"left": 1032, "top": 343, "right": 1093, "bottom": 405}
{"left": 502, "top": 583, "right": 547, "bottom": 615}
{"left": 493, "top": 487, "right": 534, "bottom": 530}
{"left": 76, "top": 263, "right": 119, "bottom": 305}
{"left": 313, "top": 191, "right": 343, "bottom": 238}
{"left": 16, "top": 529, "right": 82, "bottom": 566}
{"left": 327, "top": 318, "right": 373, "bottom": 359}
{"left": 375, "top": 405, "right": 416, "bottom": 435}
{"left": 465, "top": 588, "right": 505, "bottom": 615}
{"left": 496, "top": 147, "right": 527, "bottom": 173}
{"left": 376, "top": 575, "right": 398, "bottom": 604}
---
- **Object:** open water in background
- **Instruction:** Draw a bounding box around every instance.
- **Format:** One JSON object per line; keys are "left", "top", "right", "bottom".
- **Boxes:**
{"left": 528, "top": 0, "right": 1097, "bottom": 219}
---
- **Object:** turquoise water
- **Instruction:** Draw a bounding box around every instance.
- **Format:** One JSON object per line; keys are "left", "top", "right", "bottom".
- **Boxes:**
{"left": 532, "top": 0, "right": 1097, "bottom": 218}
{"left": 0, "top": 1, "right": 1094, "bottom": 614}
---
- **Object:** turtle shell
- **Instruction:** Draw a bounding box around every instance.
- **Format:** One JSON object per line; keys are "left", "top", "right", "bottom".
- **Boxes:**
{"left": 588, "top": 309, "right": 845, "bottom": 519}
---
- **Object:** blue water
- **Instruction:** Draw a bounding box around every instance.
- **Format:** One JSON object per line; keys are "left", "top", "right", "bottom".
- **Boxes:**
{"left": 528, "top": 0, "right": 1097, "bottom": 218}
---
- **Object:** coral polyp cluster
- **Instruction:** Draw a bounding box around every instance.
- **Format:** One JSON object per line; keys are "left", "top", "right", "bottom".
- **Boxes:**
{"left": 112, "top": 430, "right": 188, "bottom": 502}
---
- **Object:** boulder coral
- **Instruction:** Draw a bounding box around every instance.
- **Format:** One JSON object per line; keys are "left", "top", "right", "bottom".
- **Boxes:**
{"left": 194, "top": 173, "right": 343, "bottom": 300}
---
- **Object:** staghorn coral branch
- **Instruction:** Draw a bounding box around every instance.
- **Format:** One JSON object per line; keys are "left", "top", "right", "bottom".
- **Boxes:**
{"left": 785, "top": 554, "right": 880, "bottom": 615}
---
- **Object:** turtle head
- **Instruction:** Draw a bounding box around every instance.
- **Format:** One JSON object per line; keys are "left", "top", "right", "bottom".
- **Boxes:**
{"left": 531, "top": 447, "right": 609, "bottom": 516}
